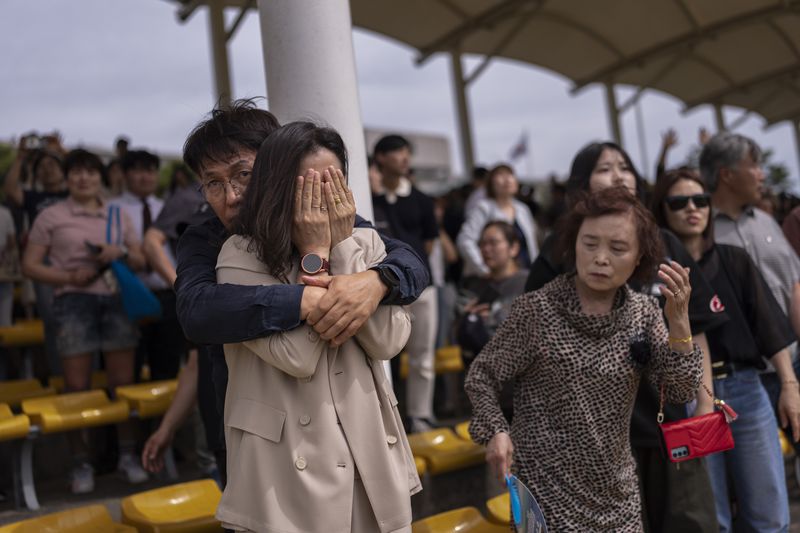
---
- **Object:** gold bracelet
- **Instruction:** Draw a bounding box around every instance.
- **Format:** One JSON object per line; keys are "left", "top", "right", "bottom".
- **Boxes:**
{"left": 669, "top": 335, "right": 693, "bottom": 344}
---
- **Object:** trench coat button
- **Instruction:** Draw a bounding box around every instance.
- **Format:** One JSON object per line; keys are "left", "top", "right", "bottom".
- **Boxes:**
{"left": 386, "top": 435, "right": 398, "bottom": 445}
{"left": 307, "top": 330, "right": 319, "bottom": 343}
{"left": 299, "top": 414, "right": 311, "bottom": 426}
{"left": 295, "top": 457, "right": 307, "bottom": 470}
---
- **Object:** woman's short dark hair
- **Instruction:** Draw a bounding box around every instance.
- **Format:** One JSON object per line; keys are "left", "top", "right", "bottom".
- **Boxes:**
{"left": 651, "top": 167, "right": 714, "bottom": 250}
{"left": 31, "top": 151, "right": 63, "bottom": 180}
{"left": 482, "top": 220, "right": 520, "bottom": 248}
{"left": 234, "top": 121, "right": 348, "bottom": 282}
{"left": 63, "top": 149, "right": 104, "bottom": 177}
{"left": 183, "top": 98, "right": 281, "bottom": 176}
{"left": 485, "top": 164, "right": 514, "bottom": 199}
{"left": 565, "top": 142, "right": 645, "bottom": 206}
{"left": 556, "top": 186, "right": 663, "bottom": 284}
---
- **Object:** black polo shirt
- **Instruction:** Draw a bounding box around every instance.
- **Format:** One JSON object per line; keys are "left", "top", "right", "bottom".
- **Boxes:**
{"left": 700, "top": 244, "right": 795, "bottom": 368}
{"left": 372, "top": 180, "right": 438, "bottom": 269}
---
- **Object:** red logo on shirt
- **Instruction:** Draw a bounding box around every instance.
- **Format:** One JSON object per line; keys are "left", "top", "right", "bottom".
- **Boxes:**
{"left": 709, "top": 295, "right": 725, "bottom": 313}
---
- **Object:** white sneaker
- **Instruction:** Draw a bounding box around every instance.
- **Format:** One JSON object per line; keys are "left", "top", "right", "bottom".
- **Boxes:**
{"left": 118, "top": 453, "right": 149, "bottom": 484}
{"left": 70, "top": 463, "right": 95, "bottom": 494}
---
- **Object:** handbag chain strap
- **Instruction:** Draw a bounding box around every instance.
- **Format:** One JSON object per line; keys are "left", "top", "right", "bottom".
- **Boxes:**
{"left": 658, "top": 381, "right": 737, "bottom": 424}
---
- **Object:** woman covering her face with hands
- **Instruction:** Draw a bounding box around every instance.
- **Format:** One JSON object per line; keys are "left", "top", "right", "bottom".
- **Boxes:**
{"left": 466, "top": 186, "right": 703, "bottom": 531}
{"left": 214, "top": 122, "right": 419, "bottom": 533}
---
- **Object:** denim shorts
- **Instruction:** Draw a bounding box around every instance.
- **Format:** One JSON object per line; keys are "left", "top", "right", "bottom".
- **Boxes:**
{"left": 52, "top": 292, "right": 139, "bottom": 357}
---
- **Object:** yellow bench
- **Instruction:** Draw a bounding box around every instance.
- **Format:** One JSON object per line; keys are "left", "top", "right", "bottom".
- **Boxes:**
{"left": 486, "top": 492, "right": 511, "bottom": 525}
{"left": 400, "top": 345, "right": 465, "bottom": 379}
{"left": 414, "top": 455, "right": 427, "bottom": 476}
{"left": 121, "top": 479, "right": 222, "bottom": 533}
{"left": 0, "top": 319, "right": 44, "bottom": 346}
{"left": 0, "top": 504, "right": 136, "bottom": 532}
{"left": 22, "top": 390, "right": 129, "bottom": 433}
{"left": 411, "top": 506, "right": 508, "bottom": 533}
{"left": 116, "top": 380, "right": 178, "bottom": 418}
{"left": 407, "top": 428, "right": 485, "bottom": 475}
{"left": 0, "top": 379, "right": 56, "bottom": 408}
{"left": 48, "top": 371, "right": 108, "bottom": 393}
{"left": 0, "top": 403, "right": 29, "bottom": 441}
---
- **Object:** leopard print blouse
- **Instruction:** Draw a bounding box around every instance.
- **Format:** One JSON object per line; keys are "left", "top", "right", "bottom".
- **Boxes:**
{"left": 466, "top": 274, "right": 702, "bottom": 532}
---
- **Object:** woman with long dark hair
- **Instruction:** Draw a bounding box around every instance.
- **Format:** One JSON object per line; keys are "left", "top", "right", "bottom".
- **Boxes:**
{"left": 214, "top": 122, "right": 419, "bottom": 533}
{"left": 651, "top": 167, "right": 799, "bottom": 532}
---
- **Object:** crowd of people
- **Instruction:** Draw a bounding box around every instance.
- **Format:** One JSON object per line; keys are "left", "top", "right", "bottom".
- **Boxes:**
{"left": 2, "top": 99, "right": 800, "bottom": 532}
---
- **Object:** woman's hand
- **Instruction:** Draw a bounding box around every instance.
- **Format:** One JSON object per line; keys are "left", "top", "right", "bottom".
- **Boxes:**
{"left": 658, "top": 261, "right": 692, "bottom": 335}
{"left": 324, "top": 166, "right": 356, "bottom": 248}
{"left": 292, "top": 169, "right": 331, "bottom": 257}
{"left": 69, "top": 267, "right": 97, "bottom": 286}
{"left": 486, "top": 431, "right": 514, "bottom": 483}
{"left": 94, "top": 244, "right": 126, "bottom": 264}
{"left": 779, "top": 383, "right": 800, "bottom": 442}
{"left": 142, "top": 426, "right": 173, "bottom": 473}
{"left": 464, "top": 299, "right": 491, "bottom": 319}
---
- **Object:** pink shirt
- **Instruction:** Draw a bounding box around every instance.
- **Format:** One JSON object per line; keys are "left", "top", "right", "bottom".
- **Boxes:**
{"left": 28, "top": 197, "right": 139, "bottom": 296}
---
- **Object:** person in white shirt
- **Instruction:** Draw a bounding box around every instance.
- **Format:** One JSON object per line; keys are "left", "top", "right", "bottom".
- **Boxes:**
{"left": 111, "top": 150, "right": 185, "bottom": 381}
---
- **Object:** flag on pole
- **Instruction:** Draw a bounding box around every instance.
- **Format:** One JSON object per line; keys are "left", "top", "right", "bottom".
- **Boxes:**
{"left": 509, "top": 132, "right": 528, "bottom": 160}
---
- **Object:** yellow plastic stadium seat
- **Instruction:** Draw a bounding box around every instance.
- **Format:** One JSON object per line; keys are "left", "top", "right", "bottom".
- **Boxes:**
{"left": 407, "top": 428, "right": 485, "bottom": 475}
{"left": 454, "top": 421, "right": 473, "bottom": 442}
{"left": 414, "top": 455, "right": 427, "bottom": 476}
{"left": 21, "top": 390, "right": 129, "bottom": 433}
{"left": 116, "top": 380, "right": 178, "bottom": 418}
{"left": 400, "top": 345, "right": 465, "bottom": 379}
{"left": 0, "top": 504, "right": 137, "bottom": 532}
{"left": 0, "top": 379, "right": 56, "bottom": 408}
{"left": 486, "top": 492, "right": 511, "bottom": 525}
{"left": 780, "top": 428, "right": 794, "bottom": 458}
{"left": 0, "top": 319, "right": 44, "bottom": 347}
{"left": 49, "top": 371, "right": 108, "bottom": 393}
{"left": 0, "top": 403, "right": 30, "bottom": 441}
{"left": 120, "top": 479, "right": 222, "bottom": 533}
{"left": 411, "top": 506, "right": 508, "bottom": 533}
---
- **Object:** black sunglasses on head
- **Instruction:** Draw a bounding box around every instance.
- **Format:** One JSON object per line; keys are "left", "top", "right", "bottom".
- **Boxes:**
{"left": 665, "top": 193, "right": 710, "bottom": 211}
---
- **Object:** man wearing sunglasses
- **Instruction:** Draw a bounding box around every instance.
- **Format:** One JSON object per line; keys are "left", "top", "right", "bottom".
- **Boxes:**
{"left": 701, "top": 132, "right": 800, "bottom": 442}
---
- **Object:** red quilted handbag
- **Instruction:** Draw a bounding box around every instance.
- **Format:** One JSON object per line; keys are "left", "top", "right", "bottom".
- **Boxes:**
{"left": 658, "top": 383, "right": 738, "bottom": 463}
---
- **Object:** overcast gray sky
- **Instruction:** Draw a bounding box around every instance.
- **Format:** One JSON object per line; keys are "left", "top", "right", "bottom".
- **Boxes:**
{"left": 2, "top": 0, "right": 798, "bottom": 187}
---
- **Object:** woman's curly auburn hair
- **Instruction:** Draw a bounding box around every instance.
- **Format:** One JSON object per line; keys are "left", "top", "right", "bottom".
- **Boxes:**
{"left": 556, "top": 186, "right": 664, "bottom": 284}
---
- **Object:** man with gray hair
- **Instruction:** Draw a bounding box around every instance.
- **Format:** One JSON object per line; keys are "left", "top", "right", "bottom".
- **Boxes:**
{"left": 700, "top": 131, "right": 800, "bottom": 531}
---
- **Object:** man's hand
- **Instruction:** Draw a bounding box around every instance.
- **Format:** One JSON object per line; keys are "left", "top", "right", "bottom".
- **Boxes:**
{"left": 779, "top": 383, "right": 800, "bottom": 442}
{"left": 303, "top": 270, "right": 387, "bottom": 346}
{"left": 486, "top": 431, "right": 514, "bottom": 483}
{"left": 142, "top": 426, "right": 173, "bottom": 473}
{"left": 292, "top": 169, "right": 331, "bottom": 257}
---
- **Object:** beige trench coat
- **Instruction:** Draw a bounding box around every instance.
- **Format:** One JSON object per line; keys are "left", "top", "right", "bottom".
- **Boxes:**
{"left": 215, "top": 228, "right": 422, "bottom": 533}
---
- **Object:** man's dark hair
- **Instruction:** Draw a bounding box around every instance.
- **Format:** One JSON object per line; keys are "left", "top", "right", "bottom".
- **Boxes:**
{"left": 235, "top": 121, "right": 348, "bottom": 282}
{"left": 183, "top": 98, "right": 281, "bottom": 176}
{"left": 63, "top": 149, "right": 105, "bottom": 177}
{"left": 122, "top": 150, "right": 160, "bottom": 172}
{"left": 472, "top": 166, "right": 489, "bottom": 183}
{"left": 373, "top": 134, "right": 412, "bottom": 157}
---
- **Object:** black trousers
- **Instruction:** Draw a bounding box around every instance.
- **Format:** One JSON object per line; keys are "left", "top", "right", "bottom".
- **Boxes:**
{"left": 135, "top": 290, "right": 186, "bottom": 381}
{"left": 634, "top": 447, "right": 719, "bottom": 533}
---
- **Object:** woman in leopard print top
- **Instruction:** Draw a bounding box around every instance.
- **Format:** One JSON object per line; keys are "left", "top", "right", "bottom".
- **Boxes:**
{"left": 466, "top": 188, "right": 703, "bottom": 532}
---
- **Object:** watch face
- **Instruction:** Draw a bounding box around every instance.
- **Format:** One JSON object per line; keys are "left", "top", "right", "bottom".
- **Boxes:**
{"left": 302, "top": 254, "right": 323, "bottom": 273}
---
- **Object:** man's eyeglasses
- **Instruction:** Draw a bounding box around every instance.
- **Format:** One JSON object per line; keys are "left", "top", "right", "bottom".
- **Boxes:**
{"left": 199, "top": 174, "right": 250, "bottom": 201}
{"left": 665, "top": 193, "right": 710, "bottom": 211}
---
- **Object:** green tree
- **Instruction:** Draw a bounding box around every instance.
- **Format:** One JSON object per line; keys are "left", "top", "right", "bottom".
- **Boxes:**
{"left": 762, "top": 149, "right": 791, "bottom": 193}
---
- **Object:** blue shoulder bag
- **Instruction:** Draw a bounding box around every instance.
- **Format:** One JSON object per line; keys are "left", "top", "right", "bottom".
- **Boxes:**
{"left": 106, "top": 205, "right": 162, "bottom": 322}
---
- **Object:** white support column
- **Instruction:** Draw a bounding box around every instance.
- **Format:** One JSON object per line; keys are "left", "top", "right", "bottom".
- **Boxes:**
{"left": 256, "top": 0, "right": 372, "bottom": 221}
{"left": 605, "top": 83, "right": 622, "bottom": 145}
{"left": 450, "top": 51, "right": 476, "bottom": 180}
{"left": 208, "top": 0, "right": 232, "bottom": 107}
{"left": 713, "top": 103, "right": 726, "bottom": 132}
